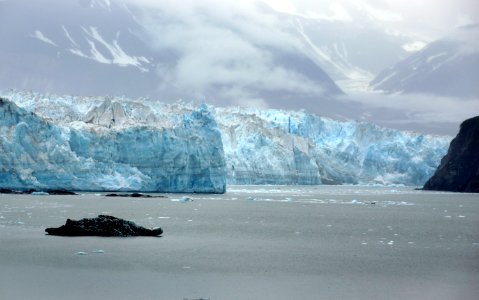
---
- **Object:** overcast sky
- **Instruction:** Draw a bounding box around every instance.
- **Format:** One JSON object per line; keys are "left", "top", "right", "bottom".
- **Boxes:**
{"left": 2, "top": 0, "right": 477, "bottom": 135}
{"left": 257, "top": 0, "right": 479, "bottom": 40}
{"left": 122, "top": 0, "right": 479, "bottom": 135}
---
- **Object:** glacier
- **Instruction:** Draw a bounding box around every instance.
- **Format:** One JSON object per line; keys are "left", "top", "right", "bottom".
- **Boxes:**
{"left": 0, "top": 90, "right": 451, "bottom": 192}
{"left": 216, "top": 107, "right": 451, "bottom": 186}
{"left": 0, "top": 93, "right": 226, "bottom": 193}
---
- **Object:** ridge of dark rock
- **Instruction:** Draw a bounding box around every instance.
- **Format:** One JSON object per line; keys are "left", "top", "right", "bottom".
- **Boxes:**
{"left": 423, "top": 116, "right": 479, "bottom": 193}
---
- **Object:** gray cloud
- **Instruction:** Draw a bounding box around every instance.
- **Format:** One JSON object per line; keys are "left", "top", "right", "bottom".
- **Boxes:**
{"left": 262, "top": 0, "right": 479, "bottom": 40}
{"left": 126, "top": 0, "right": 477, "bottom": 135}
{"left": 338, "top": 91, "right": 479, "bottom": 135}
{"left": 129, "top": 0, "right": 327, "bottom": 105}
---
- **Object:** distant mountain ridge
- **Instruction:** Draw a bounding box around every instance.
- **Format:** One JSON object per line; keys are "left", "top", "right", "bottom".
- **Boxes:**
{"left": 0, "top": 0, "right": 420, "bottom": 102}
{"left": 0, "top": 0, "right": 343, "bottom": 102}
{"left": 370, "top": 24, "right": 479, "bottom": 98}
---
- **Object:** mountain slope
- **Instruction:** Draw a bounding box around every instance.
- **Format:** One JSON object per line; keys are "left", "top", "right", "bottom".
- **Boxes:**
{"left": 0, "top": 0, "right": 345, "bottom": 103}
{"left": 370, "top": 25, "right": 479, "bottom": 98}
{"left": 0, "top": 0, "right": 159, "bottom": 97}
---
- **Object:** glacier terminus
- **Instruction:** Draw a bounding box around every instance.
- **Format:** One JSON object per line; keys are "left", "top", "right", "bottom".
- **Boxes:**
{"left": 0, "top": 92, "right": 226, "bottom": 193}
{"left": 0, "top": 91, "right": 451, "bottom": 192}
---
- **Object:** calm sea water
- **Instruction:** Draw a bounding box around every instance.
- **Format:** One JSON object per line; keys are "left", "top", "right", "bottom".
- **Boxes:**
{"left": 0, "top": 185, "right": 478, "bottom": 300}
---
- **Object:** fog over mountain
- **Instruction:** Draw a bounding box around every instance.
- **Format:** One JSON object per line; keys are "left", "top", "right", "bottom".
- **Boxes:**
{"left": 0, "top": 0, "right": 478, "bottom": 135}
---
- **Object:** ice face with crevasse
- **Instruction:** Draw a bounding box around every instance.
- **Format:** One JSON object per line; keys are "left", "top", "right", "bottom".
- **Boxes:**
{"left": 215, "top": 106, "right": 451, "bottom": 186}
{"left": 0, "top": 90, "right": 451, "bottom": 191}
{"left": 0, "top": 91, "right": 226, "bottom": 193}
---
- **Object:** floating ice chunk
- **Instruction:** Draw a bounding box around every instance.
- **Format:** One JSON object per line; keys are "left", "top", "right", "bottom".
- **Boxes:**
{"left": 32, "top": 192, "right": 49, "bottom": 196}
{"left": 458, "top": 215, "right": 466, "bottom": 218}
{"left": 76, "top": 251, "right": 88, "bottom": 255}
{"left": 92, "top": 249, "right": 104, "bottom": 254}
{"left": 350, "top": 199, "right": 363, "bottom": 204}
{"left": 171, "top": 197, "right": 193, "bottom": 203}
{"left": 387, "top": 241, "right": 394, "bottom": 245}
{"left": 444, "top": 215, "right": 452, "bottom": 218}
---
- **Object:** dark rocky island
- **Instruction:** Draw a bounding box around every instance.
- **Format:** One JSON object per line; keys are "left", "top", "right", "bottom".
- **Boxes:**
{"left": 0, "top": 189, "right": 77, "bottom": 195}
{"left": 105, "top": 193, "right": 165, "bottom": 198}
{"left": 45, "top": 215, "right": 163, "bottom": 237}
{"left": 423, "top": 116, "right": 479, "bottom": 193}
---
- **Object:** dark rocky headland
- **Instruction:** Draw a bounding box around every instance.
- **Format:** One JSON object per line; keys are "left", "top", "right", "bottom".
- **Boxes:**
{"left": 423, "top": 116, "right": 479, "bottom": 192}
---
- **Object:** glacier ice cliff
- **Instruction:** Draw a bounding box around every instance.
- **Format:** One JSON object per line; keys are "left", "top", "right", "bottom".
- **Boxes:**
{"left": 215, "top": 107, "right": 451, "bottom": 186}
{"left": 0, "top": 90, "right": 451, "bottom": 190}
{"left": 0, "top": 95, "right": 226, "bottom": 193}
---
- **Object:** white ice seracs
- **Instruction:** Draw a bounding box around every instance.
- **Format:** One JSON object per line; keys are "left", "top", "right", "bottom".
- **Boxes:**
{"left": 0, "top": 94, "right": 226, "bottom": 193}
{"left": 215, "top": 106, "right": 450, "bottom": 186}
{"left": 0, "top": 90, "right": 450, "bottom": 190}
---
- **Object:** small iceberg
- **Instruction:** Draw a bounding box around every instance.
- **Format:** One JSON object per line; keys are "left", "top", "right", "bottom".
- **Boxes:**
{"left": 32, "top": 191, "right": 49, "bottom": 196}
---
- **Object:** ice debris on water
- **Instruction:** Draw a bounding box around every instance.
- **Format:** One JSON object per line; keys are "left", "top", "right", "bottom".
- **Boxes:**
{"left": 172, "top": 197, "right": 193, "bottom": 203}
{"left": 92, "top": 249, "right": 105, "bottom": 254}
{"left": 31, "top": 191, "right": 49, "bottom": 196}
{"left": 76, "top": 251, "right": 88, "bottom": 255}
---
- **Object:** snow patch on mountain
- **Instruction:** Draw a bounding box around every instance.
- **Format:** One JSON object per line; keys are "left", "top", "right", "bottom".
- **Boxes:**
{"left": 80, "top": 26, "right": 150, "bottom": 71}
{"left": 371, "top": 25, "right": 479, "bottom": 98}
{"left": 30, "top": 30, "right": 57, "bottom": 47}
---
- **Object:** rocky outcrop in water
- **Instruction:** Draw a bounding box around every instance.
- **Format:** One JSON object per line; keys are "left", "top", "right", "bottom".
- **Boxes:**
{"left": 423, "top": 116, "right": 479, "bottom": 193}
{"left": 45, "top": 215, "right": 163, "bottom": 236}
{"left": 0, "top": 188, "right": 77, "bottom": 195}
